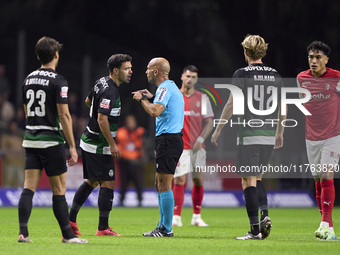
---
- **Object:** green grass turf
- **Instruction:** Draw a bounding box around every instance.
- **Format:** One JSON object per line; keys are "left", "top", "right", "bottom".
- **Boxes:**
{"left": 0, "top": 207, "right": 339, "bottom": 255}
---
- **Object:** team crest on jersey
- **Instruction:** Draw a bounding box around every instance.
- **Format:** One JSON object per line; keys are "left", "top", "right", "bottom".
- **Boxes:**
{"left": 108, "top": 169, "right": 114, "bottom": 177}
{"left": 60, "top": 87, "right": 68, "bottom": 98}
{"left": 325, "top": 83, "right": 330, "bottom": 90}
{"left": 196, "top": 101, "right": 200, "bottom": 108}
{"left": 100, "top": 99, "right": 110, "bottom": 109}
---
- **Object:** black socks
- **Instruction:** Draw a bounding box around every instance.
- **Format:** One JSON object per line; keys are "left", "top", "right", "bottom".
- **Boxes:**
{"left": 18, "top": 188, "right": 34, "bottom": 237}
{"left": 69, "top": 181, "right": 94, "bottom": 222}
{"left": 98, "top": 187, "right": 114, "bottom": 231}
{"left": 244, "top": 186, "right": 259, "bottom": 235}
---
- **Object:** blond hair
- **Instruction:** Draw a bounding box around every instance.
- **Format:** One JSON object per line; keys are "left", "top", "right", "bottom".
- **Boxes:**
{"left": 241, "top": 35, "right": 268, "bottom": 60}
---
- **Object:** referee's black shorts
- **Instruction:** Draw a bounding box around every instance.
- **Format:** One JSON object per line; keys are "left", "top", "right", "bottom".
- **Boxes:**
{"left": 236, "top": 144, "right": 273, "bottom": 176}
{"left": 155, "top": 132, "right": 183, "bottom": 175}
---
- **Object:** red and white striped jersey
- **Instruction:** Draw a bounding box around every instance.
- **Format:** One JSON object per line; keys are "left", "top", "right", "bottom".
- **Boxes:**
{"left": 182, "top": 90, "right": 214, "bottom": 149}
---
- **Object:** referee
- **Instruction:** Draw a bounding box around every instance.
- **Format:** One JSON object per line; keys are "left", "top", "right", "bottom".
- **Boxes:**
{"left": 133, "top": 57, "right": 184, "bottom": 237}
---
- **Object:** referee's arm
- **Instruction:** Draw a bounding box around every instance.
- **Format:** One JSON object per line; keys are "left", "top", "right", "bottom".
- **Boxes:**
{"left": 140, "top": 100, "right": 164, "bottom": 117}
{"left": 133, "top": 91, "right": 165, "bottom": 117}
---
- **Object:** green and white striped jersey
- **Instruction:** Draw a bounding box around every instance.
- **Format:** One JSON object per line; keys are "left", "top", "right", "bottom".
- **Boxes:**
{"left": 232, "top": 63, "right": 284, "bottom": 145}
{"left": 22, "top": 68, "right": 68, "bottom": 148}
{"left": 80, "top": 76, "right": 121, "bottom": 155}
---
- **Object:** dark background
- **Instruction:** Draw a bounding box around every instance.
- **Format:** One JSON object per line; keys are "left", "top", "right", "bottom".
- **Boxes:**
{"left": 1, "top": 0, "right": 340, "bottom": 119}
{"left": 1, "top": 0, "right": 340, "bottom": 196}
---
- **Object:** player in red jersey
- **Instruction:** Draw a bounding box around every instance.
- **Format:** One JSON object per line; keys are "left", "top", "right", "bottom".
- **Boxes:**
{"left": 297, "top": 41, "right": 340, "bottom": 240}
{"left": 172, "top": 65, "right": 214, "bottom": 227}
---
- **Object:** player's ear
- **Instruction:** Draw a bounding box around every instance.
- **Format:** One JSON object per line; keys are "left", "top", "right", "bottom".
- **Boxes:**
{"left": 114, "top": 67, "right": 119, "bottom": 75}
{"left": 181, "top": 73, "right": 184, "bottom": 81}
{"left": 54, "top": 51, "right": 59, "bottom": 59}
{"left": 325, "top": 57, "right": 329, "bottom": 65}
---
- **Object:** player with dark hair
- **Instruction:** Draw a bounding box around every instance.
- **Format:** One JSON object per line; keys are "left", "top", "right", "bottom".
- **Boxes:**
{"left": 133, "top": 57, "right": 184, "bottom": 237}
{"left": 172, "top": 65, "right": 214, "bottom": 227}
{"left": 69, "top": 54, "right": 132, "bottom": 237}
{"left": 211, "top": 35, "right": 286, "bottom": 240}
{"left": 18, "top": 36, "right": 88, "bottom": 243}
{"left": 297, "top": 41, "right": 339, "bottom": 240}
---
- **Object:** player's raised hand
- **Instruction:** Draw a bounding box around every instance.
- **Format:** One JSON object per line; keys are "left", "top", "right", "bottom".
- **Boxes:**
{"left": 139, "top": 89, "right": 154, "bottom": 99}
{"left": 132, "top": 91, "right": 143, "bottom": 101}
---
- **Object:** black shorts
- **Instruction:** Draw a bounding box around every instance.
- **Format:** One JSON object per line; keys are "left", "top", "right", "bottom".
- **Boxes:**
{"left": 25, "top": 144, "right": 67, "bottom": 177}
{"left": 236, "top": 145, "right": 273, "bottom": 176}
{"left": 81, "top": 149, "right": 115, "bottom": 181}
{"left": 155, "top": 133, "right": 184, "bottom": 174}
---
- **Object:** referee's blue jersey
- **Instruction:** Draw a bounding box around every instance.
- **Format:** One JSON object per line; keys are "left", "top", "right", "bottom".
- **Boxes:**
{"left": 153, "top": 80, "right": 184, "bottom": 136}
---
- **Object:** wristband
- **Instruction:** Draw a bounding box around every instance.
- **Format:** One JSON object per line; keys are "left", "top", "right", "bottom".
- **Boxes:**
{"left": 196, "top": 136, "right": 204, "bottom": 143}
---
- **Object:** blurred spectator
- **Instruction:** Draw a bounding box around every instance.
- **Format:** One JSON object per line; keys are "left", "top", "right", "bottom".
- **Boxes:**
{"left": 68, "top": 91, "right": 81, "bottom": 117}
{"left": 0, "top": 120, "right": 25, "bottom": 186}
{"left": 116, "top": 115, "right": 145, "bottom": 206}
{"left": 16, "top": 107, "right": 26, "bottom": 131}
{"left": 0, "top": 65, "right": 10, "bottom": 96}
{"left": 0, "top": 65, "right": 15, "bottom": 130}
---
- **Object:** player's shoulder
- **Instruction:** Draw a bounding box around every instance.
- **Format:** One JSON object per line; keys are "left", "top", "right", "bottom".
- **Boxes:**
{"left": 162, "top": 79, "right": 178, "bottom": 89}
{"left": 95, "top": 76, "right": 118, "bottom": 93}
{"left": 26, "top": 68, "right": 63, "bottom": 79}
{"left": 297, "top": 69, "right": 311, "bottom": 78}
{"left": 193, "top": 89, "right": 205, "bottom": 96}
{"left": 232, "top": 67, "right": 247, "bottom": 77}
{"left": 324, "top": 68, "right": 340, "bottom": 78}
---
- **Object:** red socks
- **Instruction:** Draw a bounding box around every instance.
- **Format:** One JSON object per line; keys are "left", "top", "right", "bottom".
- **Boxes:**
{"left": 320, "top": 180, "right": 335, "bottom": 227}
{"left": 192, "top": 185, "right": 204, "bottom": 214}
{"left": 173, "top": 184, "right": 184, "bottom": 216}
{"left": 315, "top": 181, "right": 322, "bottom": 214}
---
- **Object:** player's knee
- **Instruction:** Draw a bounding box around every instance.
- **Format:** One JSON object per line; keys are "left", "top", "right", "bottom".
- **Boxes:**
{"left": 174, "top": 176, "right": 186, "bottom": 185}
{"left": 192, "top": 177, "right": 203, "bottom": 187}
{"left": 86, "top": 179, "right": 99, "bottom": 188}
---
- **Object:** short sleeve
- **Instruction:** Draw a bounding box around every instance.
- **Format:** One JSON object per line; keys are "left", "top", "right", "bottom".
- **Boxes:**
{"left": 231, "top": 69, "right": 245, "bottom": 89}
{"left": 154, "top": 86, "right": 170, "bottom": 107}
{"left": 97, "top": 90, "right": 116, "bottom": 116}
{"left": 55, "top": 77, "right": 69, "bottom": 104}
{"left": 203, "top": 94, "right": 214, "bottom": 119}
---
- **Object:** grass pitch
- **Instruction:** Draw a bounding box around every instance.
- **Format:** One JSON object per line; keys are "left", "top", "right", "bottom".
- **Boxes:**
{"left": 0, "top": 207, "right": 339, "bottom": 255}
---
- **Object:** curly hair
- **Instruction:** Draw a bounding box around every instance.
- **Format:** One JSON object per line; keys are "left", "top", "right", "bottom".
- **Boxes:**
{"left": 307, "top": 41, "right": 331, "bottom": 56}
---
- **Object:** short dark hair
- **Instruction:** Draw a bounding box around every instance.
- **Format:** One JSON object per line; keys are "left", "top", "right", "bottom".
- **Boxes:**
{"left": 183, "top": 65, "right": 198, "bottom": 74}
{"left": 35, "top": 36, "right": 63, "bottom": 65}
{"left": 107, "top": 54, "right": 132, "bottom": 74}
{"left": 307, "top": 41, "right": 331, "bottom": 56}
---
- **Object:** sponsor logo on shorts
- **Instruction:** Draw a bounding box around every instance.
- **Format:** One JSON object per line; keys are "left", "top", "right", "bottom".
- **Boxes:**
{"left": 109, "top": 169, "right": 114, "bottom": 177}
